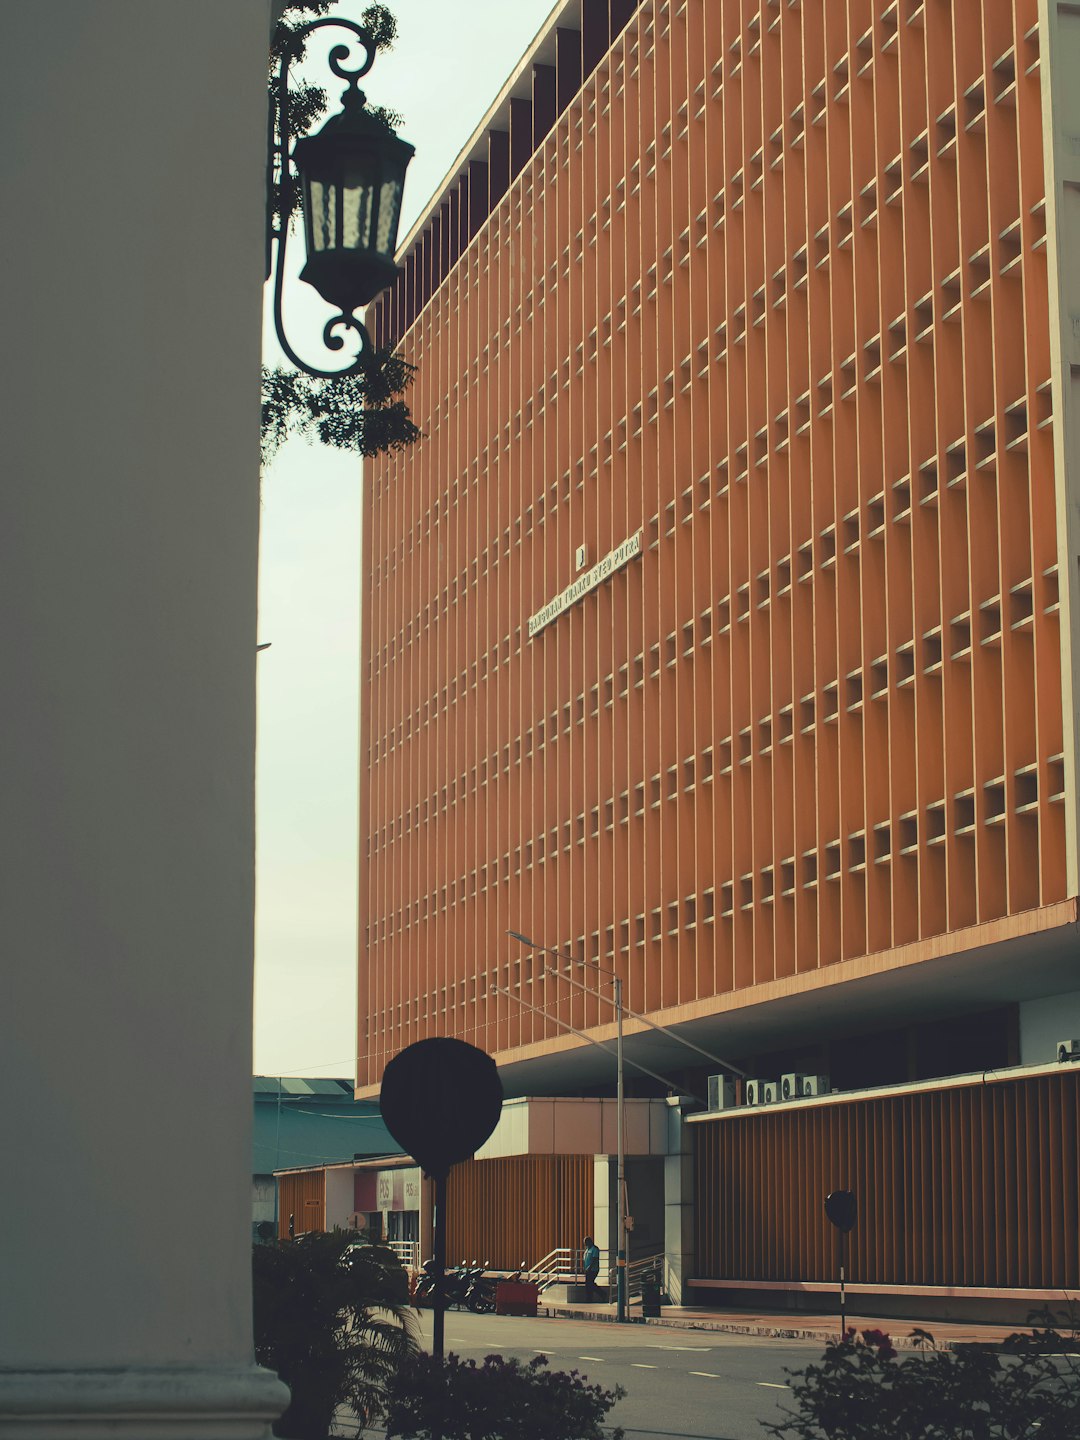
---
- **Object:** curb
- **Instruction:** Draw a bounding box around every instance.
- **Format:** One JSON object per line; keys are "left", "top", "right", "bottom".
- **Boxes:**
{"left": 536, "top": 1306, "right": 999, "bottom": 1351}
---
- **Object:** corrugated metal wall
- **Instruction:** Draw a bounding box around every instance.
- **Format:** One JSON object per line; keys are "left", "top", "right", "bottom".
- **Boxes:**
{"left": 445, "top": 1154, "right": 593, "bottom": 1269}
{"left": 277, "top": 1169, "right": 326, "bottom": 1238}
{"left": 694, "top": 1070, "right": 1080, "bottom": 1289}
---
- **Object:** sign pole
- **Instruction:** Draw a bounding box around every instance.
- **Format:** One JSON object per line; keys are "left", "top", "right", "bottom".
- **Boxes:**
{"left": 432, "top": 1172, "right": 447, "bottom": 1362}
{"left": 379, "top": 1034, "right": 504, "bottom": 1440}
{"left": 823, "top": 1189, "right": 857, "bottom": 1344}
{"left": 615, "top": 976, "right": 626, "bottom": 1323}
{"left": 839, "top": 1228, "right": 846, "bottom": 1341}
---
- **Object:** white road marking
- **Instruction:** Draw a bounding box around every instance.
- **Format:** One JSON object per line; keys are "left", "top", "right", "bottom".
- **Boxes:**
{"left": 757, "top": 1381, "right": 790, "bottom": 1389}
{"left": 689, "top": 1371, "right": 720, "bottom": 1378}
{"left": 648, "top": 1344, "right": 713, "bottom": 1351}
{"left": 533, "top": 1349, "right": 555, "bottom": 1354}
{"left": 631, "top": 1363, "right": 659, "bottom": 1369}
{"left": 579, "top": 1355, "right": 605, "bottom": 1361}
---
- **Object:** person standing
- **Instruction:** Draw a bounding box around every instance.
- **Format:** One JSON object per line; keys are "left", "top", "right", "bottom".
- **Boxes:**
{"left": 582, "top": 1235, "right": 601, "bottom": 1300}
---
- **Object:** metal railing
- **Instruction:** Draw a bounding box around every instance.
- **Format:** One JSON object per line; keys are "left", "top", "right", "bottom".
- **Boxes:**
{"left": 525, "top": 1246, "right": 663, "bottom": 1300}
{"left": 626, "top": 1249, "right": 663, "bottom": 1300}
{"left": 385, "top": 1239, "right": 419, "bottom": 1269}
{"left": 387, "top": 1244, "right": 661, "bottom": 1295}
{"left": 525, "top": 1246, "right": 612, "bottom": 1292}
{"left": 525, "top": 1246, "right": 576, "bottom": 1290}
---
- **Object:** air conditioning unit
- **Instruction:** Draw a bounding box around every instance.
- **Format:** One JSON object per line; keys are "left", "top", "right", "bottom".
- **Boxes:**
{"left": 762, "top": 1081, "right": 780, "bottom": 1104}
{"left": 1057, "top": 1040, "right": 1080, "bottom": 1063}
{"left": 708, "top": 1074, "right": 737, "bottom": 1110}
{"left": 743, "top": 1078, "right": 765, "bottom": 1106}
{"left": 798, "top": 1074, "right": 830, "bottom": 1097}
{"left": 780, "top": 1073, "right": 801, "bottom": 1102}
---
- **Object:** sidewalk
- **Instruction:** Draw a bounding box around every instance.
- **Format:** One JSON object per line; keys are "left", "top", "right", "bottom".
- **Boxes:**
{"left": 537, "top": 1299, "right": 1033, "bottom": 1349}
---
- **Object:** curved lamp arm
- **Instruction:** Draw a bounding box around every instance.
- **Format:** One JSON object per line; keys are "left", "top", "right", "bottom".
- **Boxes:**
{"left": 270, "top": 17, "right": 377, "bottom": 378}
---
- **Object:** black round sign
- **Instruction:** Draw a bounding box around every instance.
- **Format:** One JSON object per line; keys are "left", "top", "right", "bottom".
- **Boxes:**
{"left": 379, "top": 1037, "right": 504, "bottom": 1180}
{"left": 824, "top": 1189, "right": 857, "bottom": 1233}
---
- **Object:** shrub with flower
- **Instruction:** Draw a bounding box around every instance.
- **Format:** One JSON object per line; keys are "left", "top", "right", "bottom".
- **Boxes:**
{"left": 382, "top": 1351, "right": 625, "bottom": 1440}
{"left": 765, "top": 1323, "right": 1080, "bottom": 1439}
{"left": 856, "top": 1328, "right": 897, "bottom": 1361}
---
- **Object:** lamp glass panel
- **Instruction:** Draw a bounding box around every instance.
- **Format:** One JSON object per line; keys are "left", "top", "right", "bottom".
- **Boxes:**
{"left": 343, "top": 182, "right": 374, "bottom": 250}
{"left": 309, "top": 181, "right": 337, "bottom": 251}
{"left": 375, "top": 179, "right": 403, "bottom": 257}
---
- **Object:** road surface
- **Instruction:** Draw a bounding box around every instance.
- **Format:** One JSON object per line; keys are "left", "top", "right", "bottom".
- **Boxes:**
{"left": 414, "top": 1309, "right": 823, "bottom": 1439}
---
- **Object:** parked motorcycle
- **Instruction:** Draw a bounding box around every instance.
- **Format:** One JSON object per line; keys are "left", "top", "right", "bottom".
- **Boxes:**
{"left": 412, "top": 1257, "right": 440, "bottom": 1307}
{"left": 464, "top": 1262, "right": 496, "bottom": 1314}
{"left": 414, "top": 1257, "right": 495, "bottom": 1312}
{"left": 451, "top": 1260, "right": 480, "bottom": 1309}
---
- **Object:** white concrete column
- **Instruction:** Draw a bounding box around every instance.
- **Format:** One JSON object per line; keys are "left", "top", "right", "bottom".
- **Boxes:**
{"left": 593, "top": 1156, "right": 616, "bottom": 1287}
{"left": 419, "top": 1177, "right": 435, "bottom": 1265}
{"left": 0, "top": 4, "right": 286, "bottom": 1438}
{"left": 663, "top": 1100, "right": 695, "bottom": 1307}
{"left": 325, "top": 1168, "right": 356, "bottom": 1231}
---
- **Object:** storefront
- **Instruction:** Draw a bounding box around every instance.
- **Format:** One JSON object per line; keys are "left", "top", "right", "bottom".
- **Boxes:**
{"left": 355, "top": 1164, "right": 422, "bottom": 1245}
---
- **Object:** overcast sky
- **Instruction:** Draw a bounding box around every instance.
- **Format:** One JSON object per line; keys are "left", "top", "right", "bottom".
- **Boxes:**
{"left": 253, "top": 0, "right": 557, "bottom": 1078}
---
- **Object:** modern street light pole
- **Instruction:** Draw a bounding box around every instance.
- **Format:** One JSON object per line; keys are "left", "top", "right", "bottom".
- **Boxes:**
{"left": 535, "top": 963, "right": 745, "bottom": 1078}
{"left": 615, "top": 972, "right": 626, "bottom": 1323}
{"left": 509, "top": 930, "right": 628, "bottom": 1323}
{"left": 487, "top": 984, "right": 694, "bottom": 1095}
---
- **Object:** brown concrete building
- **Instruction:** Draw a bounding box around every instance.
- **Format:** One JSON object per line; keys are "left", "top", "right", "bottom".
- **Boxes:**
{"left": 359, "top": 0, "right": 1080, "bottom": 1313}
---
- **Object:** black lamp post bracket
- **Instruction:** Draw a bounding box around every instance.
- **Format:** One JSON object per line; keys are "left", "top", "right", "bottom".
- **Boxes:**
{"left": 269, "top": 18, "right": 411, "bottom": 380}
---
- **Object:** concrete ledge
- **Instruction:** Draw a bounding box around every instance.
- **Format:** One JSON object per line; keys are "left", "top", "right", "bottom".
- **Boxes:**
{"left": 0, "top": 1365, "right": 288, "bottom": 1440}
{"left": 681, "top": 1279, "right": 1080, "bottom": 1327}
{"left": 687, "top": 1278, "right": 1076, "bottom": 1301}
{"left": 535, "top": 1305, "right": 1024, "bottom": 1351}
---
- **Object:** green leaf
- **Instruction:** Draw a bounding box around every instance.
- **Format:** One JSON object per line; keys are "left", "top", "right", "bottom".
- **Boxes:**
{"left": 261, "top": 348, "right": 420, "bottom": 465}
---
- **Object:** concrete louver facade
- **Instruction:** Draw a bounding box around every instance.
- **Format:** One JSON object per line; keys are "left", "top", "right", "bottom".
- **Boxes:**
{"left": 359, "top": 0, "right": 1080, "bottom": 1310}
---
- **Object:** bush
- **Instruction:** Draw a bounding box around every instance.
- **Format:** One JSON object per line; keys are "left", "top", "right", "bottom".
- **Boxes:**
{"left": 383, "top": 1351, "right": 625, "bottom": 1440}
{"left": 253, "top": 1231, "right": 417, "bottom": 1438}
{"left": 764, "top": 1324, "right": 1080, "bottom": 1439}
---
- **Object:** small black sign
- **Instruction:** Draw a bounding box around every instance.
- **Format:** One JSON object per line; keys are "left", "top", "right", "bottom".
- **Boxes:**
{"left": 379, "top": 1037, "right": 504, "bottom": 1180}
{"left": 824, "top": 1189, "right": 857, "bottom": 1233}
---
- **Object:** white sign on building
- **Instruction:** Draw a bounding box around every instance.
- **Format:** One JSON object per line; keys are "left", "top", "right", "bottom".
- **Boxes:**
{"left": 527, "top": 531, "right": 643, "bottom": 638}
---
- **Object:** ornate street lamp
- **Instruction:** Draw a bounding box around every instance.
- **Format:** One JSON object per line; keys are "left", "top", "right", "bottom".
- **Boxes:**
{"left": 268, "top": 18, "right": 414, "bottom": 378}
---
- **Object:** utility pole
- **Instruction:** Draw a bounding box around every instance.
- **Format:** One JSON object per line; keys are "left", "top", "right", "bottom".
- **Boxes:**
{"left": 615, "top": 974, "right": 626, "bottom": 1323}
{"left": 508, "top": 930, "right": 629, "bottom": 1323}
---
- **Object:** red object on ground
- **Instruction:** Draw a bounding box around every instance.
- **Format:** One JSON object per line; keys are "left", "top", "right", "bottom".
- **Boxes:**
{"left": 495, "top": 1280, "right": 539, "bottom": 1316}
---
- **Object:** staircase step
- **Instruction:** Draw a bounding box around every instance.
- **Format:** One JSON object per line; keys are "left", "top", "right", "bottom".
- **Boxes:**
{"left": 562, "top": 1283, "right": 611, "bottom": 1303}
